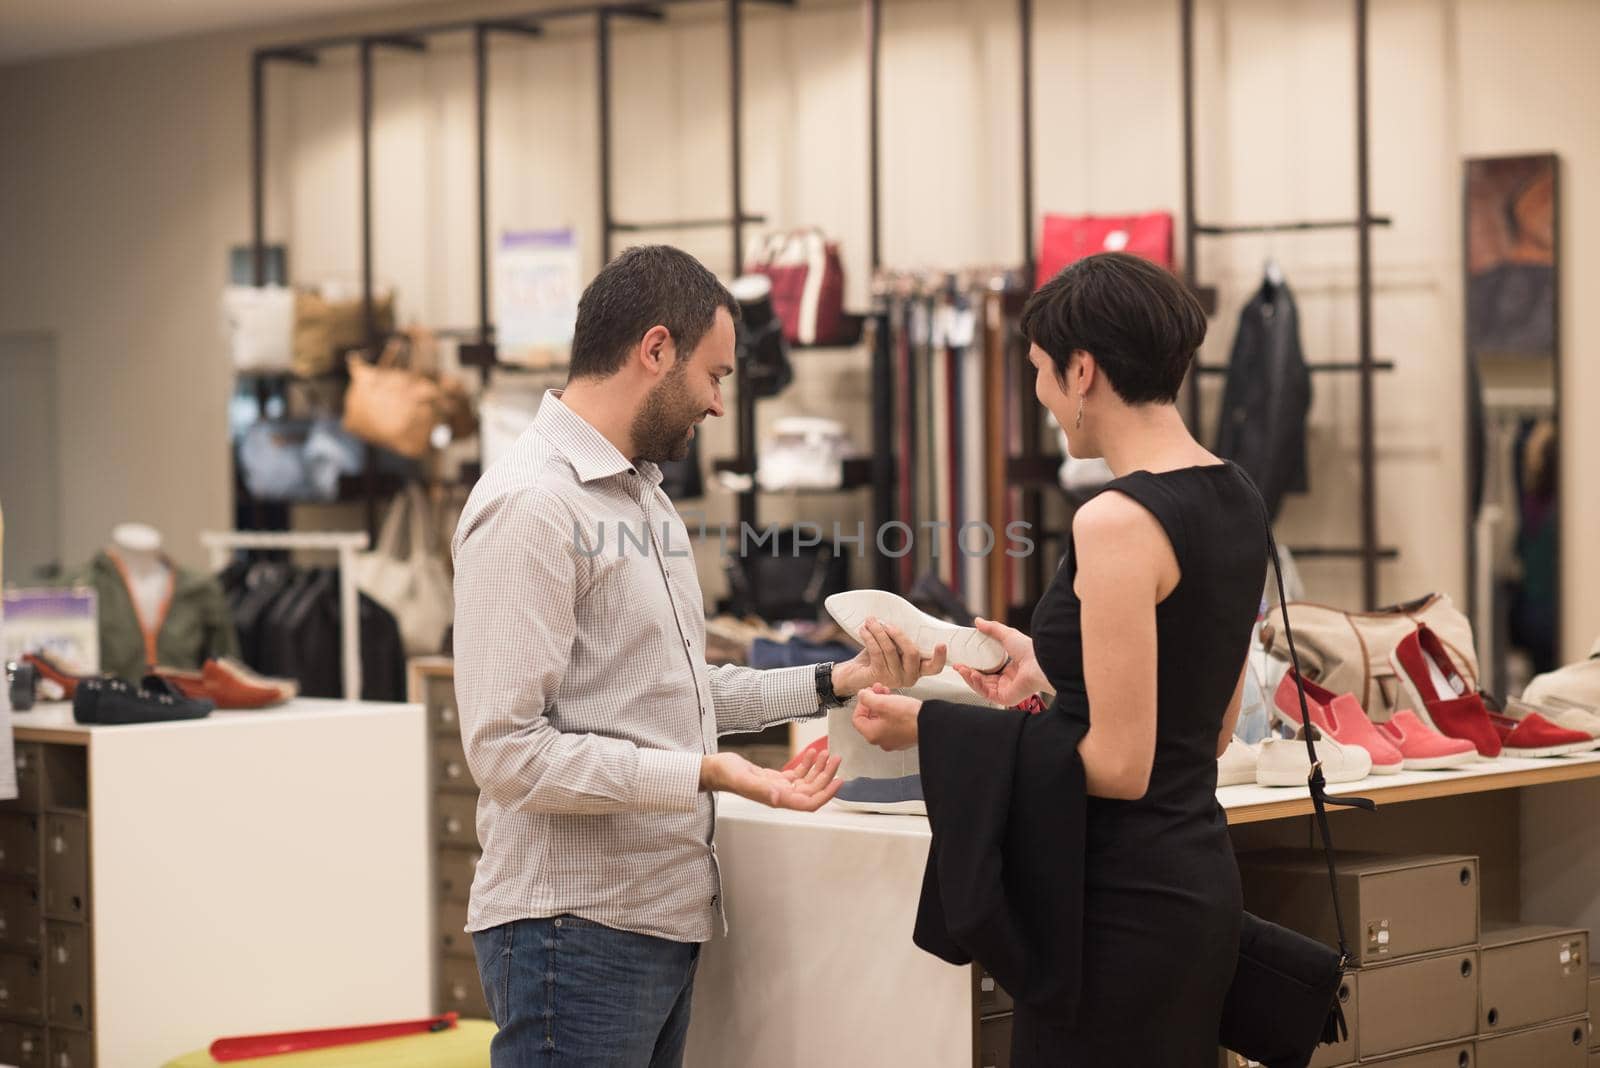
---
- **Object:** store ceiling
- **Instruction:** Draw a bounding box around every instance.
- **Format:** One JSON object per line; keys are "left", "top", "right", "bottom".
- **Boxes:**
{"left": 0, "top": 0, "right": 413, "bottom": 65}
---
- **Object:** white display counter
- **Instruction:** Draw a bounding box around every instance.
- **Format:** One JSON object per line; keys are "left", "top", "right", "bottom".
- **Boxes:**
{"left": 686, "top": 753, "right": 1600, "bottom": 1068}
{"left": 3, "top": 698, "right": 430, "bottom": 1068}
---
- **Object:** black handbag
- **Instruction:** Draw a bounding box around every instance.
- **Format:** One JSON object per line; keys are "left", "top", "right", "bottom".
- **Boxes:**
{"left": 1219, "top": 500, "right": 1376, "bottom": 1068}
{"left": 721, "top": 528, "right": 848, "bottom": 623}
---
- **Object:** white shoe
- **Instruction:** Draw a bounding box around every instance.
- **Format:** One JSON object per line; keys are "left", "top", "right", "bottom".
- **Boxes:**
{"left": 1255, "top": 726, "right": 1372, "bottom": 787}
{"left": 1217, "top": 737, "right": 1260, "bottom": 787}
{"left": 824, "top": 590, "right": 1007, "bottom": 672}
{"left": 901, "top": 665, "right": 1003, "bottom": 707}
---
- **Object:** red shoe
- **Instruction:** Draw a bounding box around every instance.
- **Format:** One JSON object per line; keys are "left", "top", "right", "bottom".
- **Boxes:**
{"left": 1390, "top": 625, "right": 1502, "bottom": 758}
{"left": 22, "top": 652, "right": 82, "bottom": 699}
{"left": 1375, "top": 710, "right": 1478, "bottom": 770}
{"left": 1488, "top": 710, "right": 1596, "bottom": 758}
{"left": 1274, "top": 669, "right": 1404, "bottom": 774}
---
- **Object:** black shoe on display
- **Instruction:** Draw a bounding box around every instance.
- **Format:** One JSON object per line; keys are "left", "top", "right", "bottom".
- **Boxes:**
{"left": 72, "top": 676, "right": 214, "bottom": 726}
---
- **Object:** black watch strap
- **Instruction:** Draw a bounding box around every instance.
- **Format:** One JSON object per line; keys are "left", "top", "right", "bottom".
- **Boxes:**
{"left": 815, "top": 661, "right": 844, "bottom": 709}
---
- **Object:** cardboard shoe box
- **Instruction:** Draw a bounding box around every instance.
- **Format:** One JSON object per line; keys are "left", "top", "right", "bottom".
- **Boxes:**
{"left": 1479, "top": 923, "right": 1587, "bottom": 1034}
{"left": 1590, "top": 964, "right": 1600, "bottom": 1048}
{"left": 1476, "top": 1015, "right": 1588, "bottom": 1068}
{"left": 1359, "top": 1040, "right": 1475, "bottom": 1068}
{"left": 1358, "top": 948, "right": 1480, "bottom": 1059}
{"left": 1238, "top": 851, "right": 1479, "bottom": 965}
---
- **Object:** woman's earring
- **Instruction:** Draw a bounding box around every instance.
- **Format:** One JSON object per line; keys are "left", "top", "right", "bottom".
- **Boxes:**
{"left": 1074, "top": 394, "right": 1085, "bottom": 430}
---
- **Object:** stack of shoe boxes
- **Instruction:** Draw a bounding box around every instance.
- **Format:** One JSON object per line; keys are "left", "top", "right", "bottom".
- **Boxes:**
{"left": 974, "top": 965, "right": 1014, "bottom": 1068}
{"left": 1236, "top": 851, "right": 1482, "bottom": 1067}
{"left": 1226, "top": 850, "right": 1595, "bottom": 1067}
{"left": 1590, "top": 963, "right": 1600, "bottom": 1066}
{"left": 1475, "top": 923, "right": 1588, "bottom": 1066}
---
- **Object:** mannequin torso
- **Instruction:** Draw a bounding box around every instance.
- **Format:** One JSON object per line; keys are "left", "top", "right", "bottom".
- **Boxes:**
{"left": 109, "top": 523, "right": 172, "bottom": 640}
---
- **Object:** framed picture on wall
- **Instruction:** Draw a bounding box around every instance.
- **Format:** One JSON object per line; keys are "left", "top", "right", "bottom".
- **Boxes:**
{"left": 1465, "top": 154, "right": 1557, "bottom": 363}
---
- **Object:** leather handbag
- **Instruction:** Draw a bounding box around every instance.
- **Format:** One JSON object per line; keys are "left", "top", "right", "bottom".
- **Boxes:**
{"left": 292, "top": 289, "right": 395, "bottom": 378}
{"left": 1261, "top": 594, "right": 1477, "bottom": 723}
{"left": 745, "top": 229, "right": 848, "bottom": 346}
{"left": 343, "top": 346, "right": 438, "bottom": 458}
{"left": 1035, "top": 212, "right": 1174, "bottom": 289}
{"left": 721, "top": 529, "right": 848, "bottom": 623}
{"left": 1221, "top": 497, "right": 1375, "bottom": 1068}
{"left": 352, "top": 485, "right": 454, "bottom": 657}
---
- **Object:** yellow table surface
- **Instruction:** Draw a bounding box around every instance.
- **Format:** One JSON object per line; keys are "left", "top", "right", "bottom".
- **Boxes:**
{"left": 163, "top": 1019, "right": 496, "bottom": 1067}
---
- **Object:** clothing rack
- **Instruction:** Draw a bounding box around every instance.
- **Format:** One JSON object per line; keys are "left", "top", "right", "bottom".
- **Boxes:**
{"left": 200, "top": 530, "right": 370, "bottom": 700}
{"left": 1177, "top": 0, "right": 1396, "bottom": 608}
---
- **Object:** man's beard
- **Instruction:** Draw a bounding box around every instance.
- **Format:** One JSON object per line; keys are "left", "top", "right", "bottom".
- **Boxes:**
{"left": 631, "top": 369, "right": 700, "bottom": 463}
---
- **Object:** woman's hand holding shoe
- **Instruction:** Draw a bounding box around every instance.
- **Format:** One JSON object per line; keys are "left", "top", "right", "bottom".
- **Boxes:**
{"left": 953, "top": 617, "right": 1051, "bottom": 707}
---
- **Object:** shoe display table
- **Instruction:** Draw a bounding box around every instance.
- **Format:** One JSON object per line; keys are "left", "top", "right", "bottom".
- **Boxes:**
{"left": 0, "top": 699, "right": 430, "bottom": 1068}
{"left": 688, "top": 756, "right": 1600, "bottom": 1068}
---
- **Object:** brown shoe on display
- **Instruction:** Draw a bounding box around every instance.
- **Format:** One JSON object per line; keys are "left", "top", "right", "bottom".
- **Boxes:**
{"left": 154, "top": 659, "right": 297, "bottom": 710}
{"left": 22, "top": 651, "right": 83, "bottom": 699}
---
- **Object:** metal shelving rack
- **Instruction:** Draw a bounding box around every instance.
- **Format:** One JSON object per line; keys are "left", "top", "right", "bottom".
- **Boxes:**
{"left": 1177, "top": 0, "right": 1397, "bottom": 608}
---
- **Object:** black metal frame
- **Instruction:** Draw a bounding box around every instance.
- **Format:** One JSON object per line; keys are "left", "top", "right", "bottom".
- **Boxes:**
{"left": 248, "top": 0, "right": 892, "bottom": 559}
{"left": 1178, "top": 0, "right": 1395, "bottom": 608}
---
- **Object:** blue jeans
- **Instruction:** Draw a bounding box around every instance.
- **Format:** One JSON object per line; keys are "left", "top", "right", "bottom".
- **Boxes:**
{"left": 472, "top": 916, "right": 700, "bottom": 1068}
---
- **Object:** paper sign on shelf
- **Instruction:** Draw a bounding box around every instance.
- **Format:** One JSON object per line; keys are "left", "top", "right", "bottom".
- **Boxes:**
{"left": 494, "top": 229, "right": 581, "bottom": 369}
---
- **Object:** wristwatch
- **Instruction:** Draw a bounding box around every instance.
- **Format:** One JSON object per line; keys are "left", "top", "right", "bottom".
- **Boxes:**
{"left": 814, "top": 661, "right": 845, "bottom": 709}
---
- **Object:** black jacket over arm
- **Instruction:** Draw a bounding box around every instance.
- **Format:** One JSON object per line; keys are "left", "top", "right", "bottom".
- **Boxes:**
{"left": 913, "top": 699, "right": 1089, "bottom": 1025}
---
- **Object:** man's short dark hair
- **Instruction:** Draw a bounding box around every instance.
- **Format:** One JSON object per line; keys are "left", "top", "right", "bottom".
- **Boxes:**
{"left": 568, "top": 245, "right": 739, "bottom": 379}
{"left": 1019, "top": 251, "right": 1207, "bottom": 404}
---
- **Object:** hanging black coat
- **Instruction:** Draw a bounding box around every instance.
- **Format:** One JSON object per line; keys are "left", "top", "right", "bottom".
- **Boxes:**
{"left": 1215, "top": 279, "right": 1312, "bottom": 519}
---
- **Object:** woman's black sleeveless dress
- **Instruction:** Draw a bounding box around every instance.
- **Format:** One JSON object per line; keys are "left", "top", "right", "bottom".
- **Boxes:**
{"left": 1015, "top": 462, "right": 1267, "bottom": 1066}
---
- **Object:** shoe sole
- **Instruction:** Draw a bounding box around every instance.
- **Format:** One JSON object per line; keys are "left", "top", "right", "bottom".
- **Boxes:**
{"left": 1255, "top": 766, "right": 1369, "bottom": 788}
{"left": 1272, "top": 707, "right": 1403, "bottom": 774}
{"left": 831, "top": 797, "right": 927, "bottom": 815}
{"left": 825, "top": 591, "right": 1006, "bottom": 672}
{"left": 1399, "top": 749, "right": 1480, "bottom": 771}
{"left": 1500, "top": 739, "right": 1600, "bottom": 759}
{"left": 1217, "top": 768, "right": 1257, "bottom": 787}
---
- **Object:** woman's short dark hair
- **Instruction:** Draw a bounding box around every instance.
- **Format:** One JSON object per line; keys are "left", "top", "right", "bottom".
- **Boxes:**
{"left": 1019, "top": 252, "right": 1207, "bottom": 404}
{"left": 569, "top": 245, "right": 739, "bottom": 379}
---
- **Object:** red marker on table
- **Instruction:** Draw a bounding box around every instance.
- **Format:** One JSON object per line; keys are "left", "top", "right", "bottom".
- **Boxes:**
{"left": 208, "top": 1012, "right": 458, "bottom": 1062}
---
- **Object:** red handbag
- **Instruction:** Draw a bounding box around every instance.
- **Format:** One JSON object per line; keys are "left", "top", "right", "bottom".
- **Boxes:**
{"left": 745, "top": 229, "right": 847, "bottom": 346}
{"left": 1035, "top": 212, "right": 1174, "bottom": 289}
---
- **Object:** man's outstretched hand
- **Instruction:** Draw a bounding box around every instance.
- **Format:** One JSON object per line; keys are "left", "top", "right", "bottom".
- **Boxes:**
{"left": 700, "top": 747, "right": 843, "bottom": 812}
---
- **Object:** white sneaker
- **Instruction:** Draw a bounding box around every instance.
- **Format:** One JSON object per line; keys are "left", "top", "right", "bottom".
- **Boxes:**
{"left": 1217, "top": 737, "right": 1260, "bottom": 787}
{"left": 901, "top": 665, "right": 1003, "bottom": 707}
{"left": 1256, "top": 726, "right": 1372, "bottom": 787}
{"left": 825, "top": 590, "right": 1007, "bottom": 672}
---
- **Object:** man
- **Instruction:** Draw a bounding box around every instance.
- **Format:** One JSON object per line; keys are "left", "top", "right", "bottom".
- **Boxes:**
{"left": 453, "top": 245, "right": 943, "bottom": 1067}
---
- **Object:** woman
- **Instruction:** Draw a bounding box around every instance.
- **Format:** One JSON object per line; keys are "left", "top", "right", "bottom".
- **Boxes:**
{"left": 854, "top": 251, "right": 1266, "bottom": 1065}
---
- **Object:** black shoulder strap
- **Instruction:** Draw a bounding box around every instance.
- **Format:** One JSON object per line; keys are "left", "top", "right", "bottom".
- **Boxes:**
{"left": 1255, "top": 484, "right": 1375, "bottom": 968}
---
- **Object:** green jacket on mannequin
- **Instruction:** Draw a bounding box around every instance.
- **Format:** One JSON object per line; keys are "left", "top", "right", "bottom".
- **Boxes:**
{"left": 71, "top": 551, "right": 240, "bottom": 683}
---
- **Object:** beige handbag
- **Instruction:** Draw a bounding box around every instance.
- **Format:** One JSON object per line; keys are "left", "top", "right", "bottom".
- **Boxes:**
{"left": 353, "top": 485, "right": 453, "bottom": 657}
{"left": 293, "top": 290, "right": 395, "bottom": 377}
{"left": 1261, "top": 594, "right": 1478, "bottom": 722}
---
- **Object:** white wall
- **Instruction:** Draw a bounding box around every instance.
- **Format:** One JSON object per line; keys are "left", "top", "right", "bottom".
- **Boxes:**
{"left": 1, "top": 0, "right": 1595, "bottom": 657}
